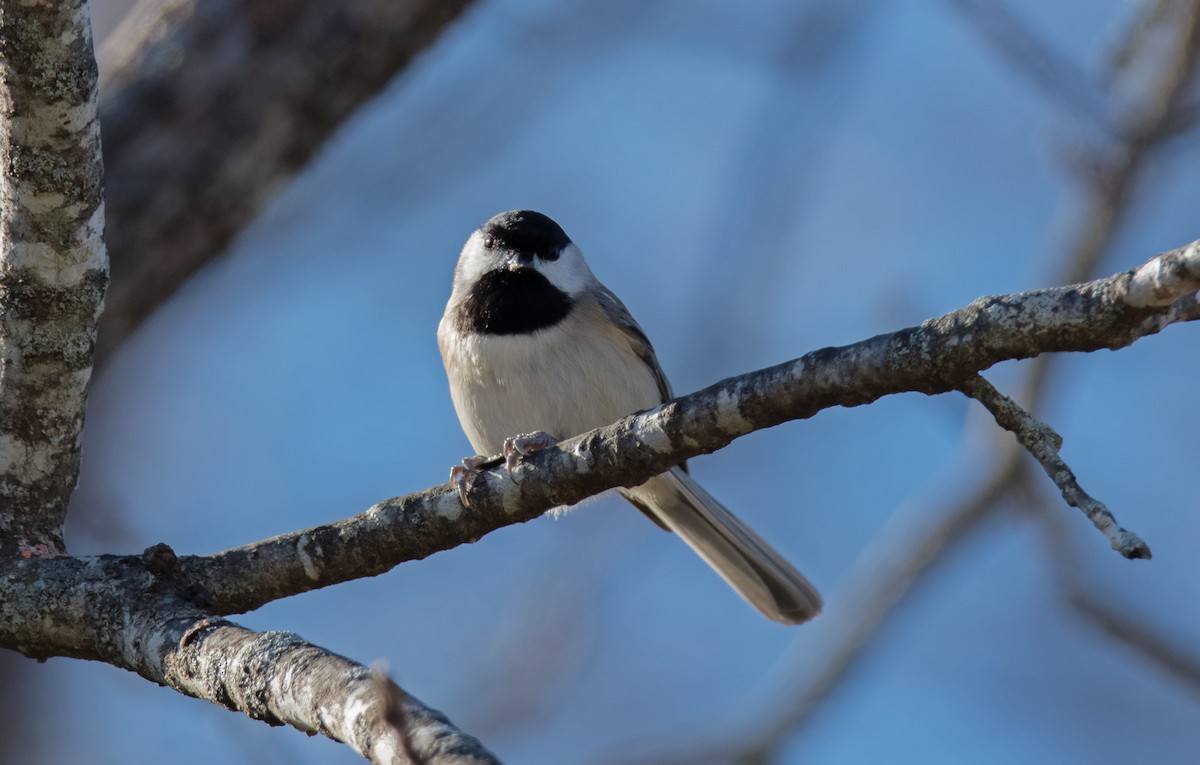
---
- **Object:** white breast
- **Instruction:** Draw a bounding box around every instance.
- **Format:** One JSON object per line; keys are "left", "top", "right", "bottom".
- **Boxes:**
{"left": 438, "top": 298, "right": 664, "bottom": 456}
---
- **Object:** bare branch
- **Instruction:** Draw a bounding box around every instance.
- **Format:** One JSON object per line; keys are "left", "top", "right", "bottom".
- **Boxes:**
{"left": 159, "top": 238, "right": 1200, "bottom": 616}
{"left": 1112, "top": 0, "right": 1200, "bottom": 144}
{"left": 0, "top": 0, "right": 108, "bottom": 553}
{"left": 1066, "top": 582, "right": 1200, "bottom": 694}
{"left": 0, "top": 550, "right": 497, "bottom": 764}
{"left": 597, "top": 244, "right": 1197, "bottom": 765}
{"left": 948, "top": 0, "right": 1108, "bottom": 126}
{"left": 165, "top": 623, "right": 498, "bottom": 765}
{"left": 2, "top": 235, "right": 1191, "bottom": 761}
{"left": 959, "top": 375, "right": 1150, "bottom": 559}
{"left": 95, "top": 0, "right": 476, "bottom": 365}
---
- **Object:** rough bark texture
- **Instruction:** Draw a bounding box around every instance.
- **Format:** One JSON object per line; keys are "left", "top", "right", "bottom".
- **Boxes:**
{"left": 8, "top": 239, "right": 1185, "bottom": 623}
{"left": 0, "top": 4, "right": 499, "bottom": 762}
{"left": 2, "top": 3, "right": 1197, "bottom": 761}
{"left": 0, "top": 549, "right": 500, "bottom": 764}
{"left": 94, "top": 0, "right": 475, "bottom": 365}
{"left": 0, "top": 233, "right": 1193, "bottom": 759}
{"left": 0, "top": 234, "right": 1194, "bottom": 759}
{"left": 0, "top": 0, "right": 108, "bottom": 555}
{"left": 166, "top": 624, "right": 498, "bottom": 764}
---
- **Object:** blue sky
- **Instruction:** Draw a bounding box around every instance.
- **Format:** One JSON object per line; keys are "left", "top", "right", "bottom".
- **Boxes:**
{"left": 38, "top": 0, "right": 1200, "bottom": 762}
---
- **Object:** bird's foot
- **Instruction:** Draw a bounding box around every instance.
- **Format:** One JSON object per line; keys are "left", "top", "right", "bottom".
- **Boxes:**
{"left": 503, "top": 431, "right": 559, "bottom": 479}
{"left": 450, "top": 455, "right": 492, "bottom": 507}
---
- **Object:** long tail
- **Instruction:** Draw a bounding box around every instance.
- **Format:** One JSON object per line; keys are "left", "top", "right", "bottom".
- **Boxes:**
{"left": 619, "top": 467, "right": 821, "bottom": 625}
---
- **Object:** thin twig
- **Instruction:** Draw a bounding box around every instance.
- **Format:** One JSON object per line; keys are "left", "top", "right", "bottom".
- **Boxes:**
{"left": 960, "top": 375, "right": 1151, "bottom": 559}
{"left": 373, "top": 665, "right": 426, "bottom": 765}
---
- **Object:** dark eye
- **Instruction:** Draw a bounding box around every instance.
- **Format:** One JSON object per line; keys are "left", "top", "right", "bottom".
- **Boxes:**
{"left": 483, "top": 233, "right": 496, "bottom": 249}
{"left": 541, "top": 240, "right": 561, "bottom": 261}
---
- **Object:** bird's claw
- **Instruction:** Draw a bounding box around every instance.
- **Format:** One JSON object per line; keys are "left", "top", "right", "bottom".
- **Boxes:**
{"left": 450, "top": 455, "right": 490, "bottom": 507}
{"left": 502, "top": 431, "right": 559, "bottom": 480}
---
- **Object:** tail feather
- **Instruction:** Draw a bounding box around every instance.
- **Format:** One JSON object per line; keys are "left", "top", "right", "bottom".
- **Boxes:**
{"left": 619, "top": 467, "right": 822, "bottom": 625}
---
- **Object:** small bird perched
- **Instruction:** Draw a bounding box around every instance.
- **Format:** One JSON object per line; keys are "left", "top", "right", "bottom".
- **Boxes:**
{"left": 437, "top": 210, "right": 821, "bottom": 624}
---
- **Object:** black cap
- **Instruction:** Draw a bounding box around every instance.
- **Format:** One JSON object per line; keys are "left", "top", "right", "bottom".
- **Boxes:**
{"left": 480, "top": 210, "right": 571, "bottom": 262}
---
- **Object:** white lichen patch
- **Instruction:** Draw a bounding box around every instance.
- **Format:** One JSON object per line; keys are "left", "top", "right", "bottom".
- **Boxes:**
{"left": 296, "top": 535, "right": 322, "bottom": 581}
{"left": 371, "top": 736, "right": 399, "bottom": 765}
{"left": 715, "top": 386, "right": 752, "bottom": 434}
{"left": 1011, "top": 290, "right": 1062, "bottom": 325}
{"left": 1127, "top": 241, "right": 1200, "bottom": 307}
{"left": 635, "top": 408, "right": 675, "bottom": 456}
{"left": 340, "top": 683, "right": 375, "bottom": 742}
{"left": 433, "top": 491, "right": 463, "bottom": 522}
{"left": 142, "top": 625, "right": 174, "bottom": 673}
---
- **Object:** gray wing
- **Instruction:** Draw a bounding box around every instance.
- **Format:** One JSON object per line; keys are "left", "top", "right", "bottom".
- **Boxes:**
{"left": 594, "top": 283, "right": 673, "bottom": 405}
{"left": 595, "top": 282, "right": 688, "bottom": 520}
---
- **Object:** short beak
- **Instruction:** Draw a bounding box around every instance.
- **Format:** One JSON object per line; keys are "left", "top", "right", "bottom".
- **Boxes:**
{"left": 502, "top": 252, "right": 530, "bottom": 271}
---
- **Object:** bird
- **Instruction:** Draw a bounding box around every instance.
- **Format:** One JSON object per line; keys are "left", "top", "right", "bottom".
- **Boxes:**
{"left": 437, "top": 210, "right": 821, "bottom": 624}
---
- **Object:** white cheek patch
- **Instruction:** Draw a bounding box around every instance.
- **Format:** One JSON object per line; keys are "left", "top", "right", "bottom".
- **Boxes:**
{"left": 533, "top": 243, "right": 593, "bottom": 296}
{"left": 454, "top": 233, "right": 503, "bottom": 295}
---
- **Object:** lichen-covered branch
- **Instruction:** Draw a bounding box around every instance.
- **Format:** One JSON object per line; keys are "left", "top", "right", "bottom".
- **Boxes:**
{"left": 0, "top": 550, "right": 497, "bottom": 764}
{"left": 174, "top": 237, "right": 1200, "bottom": 616}
{"left": 0, "top": 0, "right": 108, "bottom": 554}
{"left": 165, "top": 623, "right": 499, "bottom": 765}
{"left": 959, "top": 375, "right": 1151, "bottom": 559}
{"left": 0, "top": 235, "right": 1192, "bottom": 762}
{"left": 95, "top": 0, "right": 475, "bottom": 365}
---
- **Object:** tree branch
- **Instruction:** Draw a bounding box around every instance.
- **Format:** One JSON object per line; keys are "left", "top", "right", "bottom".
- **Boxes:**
{"left": 155, "top": 236, "right": 1200, "bottom": 616}
{"left": 3, "top": 237, "right": 1190, "bottom": 760}
{"left": 959, "top": 375, "right": 1150, "bottom": 559}
{"left": 166, "top": 623, "right": 498, "bottom": 765}
{"left": 0, "top": 550, "right": 498, "bottom": 764}
{"left": 0, "top": 3, "right": 498, "bottom": 762}
{"left": 0, "top": 0, "right": 108, "bottom": 554}
{"left": 1, "top": 237, "right": 1193, "bottom": 762}
{"left": 948, "top": 0, "right": 1108, "bottom": 126}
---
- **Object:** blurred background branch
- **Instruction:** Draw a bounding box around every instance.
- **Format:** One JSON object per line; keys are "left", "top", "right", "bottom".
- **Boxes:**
{"left": 1034, "top": 489, "right": 1200, "bottom": 696}
{"left": 95, "top": 0, "right": 476, "bottom": 365}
